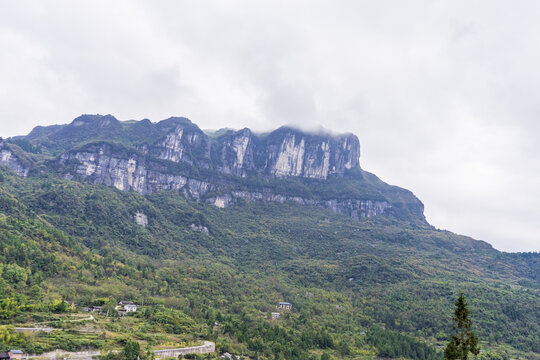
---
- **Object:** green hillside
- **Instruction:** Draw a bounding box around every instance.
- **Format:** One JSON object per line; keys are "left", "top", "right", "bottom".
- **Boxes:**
{"left": 0, "top": 167, "right": 538, "bottom": 359}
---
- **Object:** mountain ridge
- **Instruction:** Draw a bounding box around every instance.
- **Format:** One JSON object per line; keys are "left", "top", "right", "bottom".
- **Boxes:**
{"left": 2, "top": 114, "right": 426, "bottom": 223}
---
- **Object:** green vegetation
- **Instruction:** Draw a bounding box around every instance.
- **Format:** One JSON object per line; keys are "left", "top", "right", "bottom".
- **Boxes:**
{"left": 367, "top": 327, "right": 441, "bottom": 359}
{"left": 0, "top": 166, "right": 538, "bottom": 359}
{"left": 444, "top": 294, "right": 479, "bottom": 360}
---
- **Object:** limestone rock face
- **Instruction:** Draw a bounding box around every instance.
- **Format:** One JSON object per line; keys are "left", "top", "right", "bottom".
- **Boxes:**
{"left": 206, "top": 191, "right": 391, "bottom": 218}
{"left": 0, "top": 139, "right": 30, "bottom": 177}
{"left": 152, "top": 124, "right": 209, "bottom": 166}
{"left": 262, "top": 127, "right": 360, "bottom": 179}
{"left": 59, "top": 143, "right": 212, "bottom": 197}
{"left": 134, "top": 211, "right": 148, "bottom": 227}
{"left": 212, "top": 128, "right": 255, "bottom": 177}
{"left": 55, "top": 123, "right": 363, "bottom": 197}
{"left": 324, "top": 199, "right": 391, "bottom": 219}
{"left": 49, "top": 117, "right": 361, "bottom": 182}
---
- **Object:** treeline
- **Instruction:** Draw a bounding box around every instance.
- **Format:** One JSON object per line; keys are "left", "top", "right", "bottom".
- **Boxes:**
{"left": 221, "top": 315, "right": 338, "bottom": 359}
{"left": 366, "top": 327, "right": 442, "bottom": 360}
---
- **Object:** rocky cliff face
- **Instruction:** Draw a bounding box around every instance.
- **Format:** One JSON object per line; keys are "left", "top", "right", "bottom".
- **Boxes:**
{"left": 261, "top": 127, "right": 360, "bottom": 179}
{"left": 127, "top": 120, "right": 360, "bottom": 180}
{"left": 0, "top": 139, "right": 30, "bottom": 177}
{"left": 53, "top": 118, "right": 362, "bottom": 192}
{"left": 59, "top": 143, "right": 200, "bottom": 195}
{"left": 6, "top": 115, "right": 425, "bottom": 222}
{"left": 211, "top": 128, "right": 255, "bottom": 177}
{"left": 57, "top": 141, "right": 389, "bottom": 219}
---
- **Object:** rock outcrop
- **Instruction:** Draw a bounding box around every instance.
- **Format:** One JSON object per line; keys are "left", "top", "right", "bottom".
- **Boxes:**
{"left": 212, "top": 128, "right": 255, "bottom": 177}
{"left": 0, "top": 139, "right": 30, "bottom": 177}
{"left": 261, "top": 127, "right": 360, "bottom": 179}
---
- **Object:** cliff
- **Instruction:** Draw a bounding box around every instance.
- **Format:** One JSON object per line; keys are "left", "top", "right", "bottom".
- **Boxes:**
{"left": 0, "top": 138, "right": 30, "bottom": 177}
{"left": 3, "top": 115, "right": 425, "bottom": 222}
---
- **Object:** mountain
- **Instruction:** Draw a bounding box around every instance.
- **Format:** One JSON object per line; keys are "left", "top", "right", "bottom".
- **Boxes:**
{"left": 0, "top": 115, "right": 539, "bottom": 360}
{"left": 2, "top": 114, "right": 424, "bottom": 221}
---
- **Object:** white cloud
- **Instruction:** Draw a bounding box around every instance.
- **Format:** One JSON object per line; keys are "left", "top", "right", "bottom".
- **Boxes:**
{"left": 0, "top": 0, "right": 538, "bottom": 251}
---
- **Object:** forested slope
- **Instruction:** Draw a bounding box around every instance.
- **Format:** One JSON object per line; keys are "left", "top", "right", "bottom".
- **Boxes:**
{"left": 0, "top": 167, "right": 538, "bottom": 359}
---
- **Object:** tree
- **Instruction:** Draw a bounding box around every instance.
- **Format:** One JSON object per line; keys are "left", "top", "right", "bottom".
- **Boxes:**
{"left": 122, "top": 340, "right": 141, "bottom": 360}
{"left": 144, "top": 345, "right": 155, "bottom": 360}
{"left": 445, "top": 294, "right": 480, "bottom": 359}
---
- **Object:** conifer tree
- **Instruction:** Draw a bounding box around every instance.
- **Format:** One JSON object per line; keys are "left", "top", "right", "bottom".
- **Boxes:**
{"left": 445, "top": 294, "right": 480, "bottom": 359}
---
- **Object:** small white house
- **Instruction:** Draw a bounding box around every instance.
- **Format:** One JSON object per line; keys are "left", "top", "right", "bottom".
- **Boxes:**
{"left": 124, "top": 304, "right": 137, "bottom": 312}
{"left": 278, "top": 302, "right": 292, "bottom": 310}
{"left": 117, "top": 301, "right": 137, "bottom": 312}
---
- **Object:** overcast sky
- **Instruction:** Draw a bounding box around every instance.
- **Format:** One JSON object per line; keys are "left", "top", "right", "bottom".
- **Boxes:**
{"left": 1, "top": 1, "right": 539, "bottom": 252}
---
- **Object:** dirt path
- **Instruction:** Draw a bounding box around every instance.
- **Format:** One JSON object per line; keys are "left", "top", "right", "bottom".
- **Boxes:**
{"left": 16, "top": 315, "right": 95, "bottom": 333}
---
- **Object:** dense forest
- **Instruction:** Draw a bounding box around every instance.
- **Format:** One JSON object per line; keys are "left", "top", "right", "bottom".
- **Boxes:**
{"left": 0, "top": 166, "right": 539, "bottom": 359}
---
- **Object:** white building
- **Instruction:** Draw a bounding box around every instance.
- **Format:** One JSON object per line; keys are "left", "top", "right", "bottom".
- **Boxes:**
{"left": 117, "top": 301, "right": 138, "bottom": 312}
{"left": 278, "top": 302, "right": 292, "bottom": 310}
{"left": 124, "top": 304, "right": 137, "bottom": 312}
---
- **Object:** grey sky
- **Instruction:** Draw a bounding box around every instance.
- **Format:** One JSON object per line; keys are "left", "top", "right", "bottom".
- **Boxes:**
{"left": 0, "top": 1, "right": 538, "bottom": 251}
